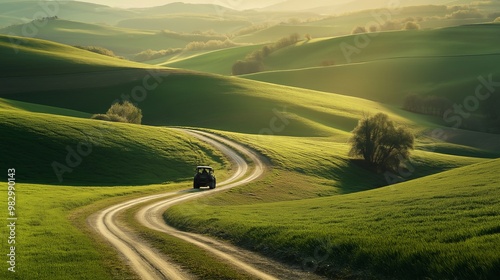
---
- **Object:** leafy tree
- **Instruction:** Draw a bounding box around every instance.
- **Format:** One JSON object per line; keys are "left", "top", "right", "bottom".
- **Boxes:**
{"left": 349, "top": 113, "right": 414, "bottom": 172}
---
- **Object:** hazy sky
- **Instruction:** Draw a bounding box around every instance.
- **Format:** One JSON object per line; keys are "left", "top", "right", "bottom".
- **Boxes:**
{"left": 82, "top": 0, "right": 284, "bottom": 10}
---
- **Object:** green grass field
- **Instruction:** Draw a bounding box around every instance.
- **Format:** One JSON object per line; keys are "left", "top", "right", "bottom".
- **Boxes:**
{"left": 0, "top": 34, "right": 152, "bottom": 76}
{"left": 0, "top": 101, "right": 229, "bottom": 279}
{"left": 0, "top": 107, "right": 227, "bottom": 185}
{"left": 166, "top": 158, "right": 500, "bottom": 279}
{"left": 1, "top": 19, "right": 499, "bottom": 280}
{"left": 116, "top": 14, "right": 251, "bottom": 34}
{"left": 161, "top": 44, "right": 264, "bottom": 75}
{"left": 0, "top": 19, "right": 212, "bottom": 56}
{"left": 167, "top": 24, "right": 500, "bottom": 108}
{"left": 0, "top": 182, "right": 190, "bottom": 280}
{"left": 243, "top": 54, "right": 500, "bottom": 105}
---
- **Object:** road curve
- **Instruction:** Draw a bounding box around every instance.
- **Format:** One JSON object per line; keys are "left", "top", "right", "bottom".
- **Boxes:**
{"left": 89, "top": 129, "right": 322, "bottom": 280}
{"left": 89, "top": 130, "right": 274, "bottom": 279}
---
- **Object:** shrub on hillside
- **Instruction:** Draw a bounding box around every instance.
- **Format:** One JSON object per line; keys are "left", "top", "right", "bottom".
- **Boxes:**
{"left": 403, "top": 94, "right": 451, "bottom": 117}
{"left": 232, "top": 60, "right": 263, "bottom": 75}
{"left": 107, "top": 101, "right": 142, "bottom": 124}
{"left": 133, "top": 48, "right": 183, "bottom": 62}
{"left": 91, "top": 114, "right": 128, "bottom": 123}
{"left": 74, "top": 45, "right": 122, "bottom": 59}
{"left": 352, "top": 26, "right": 367, "bottom": 34}
{"left": 91, "top": 101, "right": 142, "bottom": 124}
{"left": 231, "top": 33, "right": 300, "bottom": 75}
{"left": 349, "top": 113, "right": 414, "bottom": 172}
{"left": 446, "top": 8, "right": 484, "bottom": 19}
{"left": 404, "top": 21, "right": 421, "bottom": 30}
{"left": 184, "top": 39, "right": 243, "bottom": 51}
{"left": 233, "top": 24, "right": 271, "bottom": 36}
{"left": 381, "top": 20, "right": 401, "bottom": 31}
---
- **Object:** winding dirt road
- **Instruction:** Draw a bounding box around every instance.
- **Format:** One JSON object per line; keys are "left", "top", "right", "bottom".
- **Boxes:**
{"left": 89, "top": 129, "right": 323, "bottom": 280}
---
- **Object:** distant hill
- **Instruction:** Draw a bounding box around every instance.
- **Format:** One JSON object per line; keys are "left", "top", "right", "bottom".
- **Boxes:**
{"left": 264, "top": 0, "right": 477, "bottom": 13}
{"left": 130, "top": 2, "right": 237, "bottom": 16}
{"left": 2, "top": 34, "right": 500, "bottom": 153}
{"left": 0, "top": 19, "right": 207, "bottom": 56}
{"left": 116, "top": 15, "right": 252, "bottom": 33}
{"left": 0, "top": 1, "right": 136, "bottom": 26}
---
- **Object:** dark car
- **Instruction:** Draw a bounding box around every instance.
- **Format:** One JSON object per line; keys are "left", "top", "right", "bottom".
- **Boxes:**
{"left": 193, "top": 166, "right": 216, "bottom": 189}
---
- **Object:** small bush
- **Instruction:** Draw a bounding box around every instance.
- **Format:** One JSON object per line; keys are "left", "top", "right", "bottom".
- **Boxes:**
{"left": 446, "top": 9, "right": 484, "bottom": 19}
{"left": 133, "top": 48, "right": 182, "bottom": 62}
{"left": 232, "top": 60, "right": 263, "bottom": 75}
{"left": 381, "top": 20, "right": 401, "bottom": 31}
{"left": 352, "top": 26, "right": 367, "bottom": 34}
{"left": 231, "top": 33, "right": 300, "bottom": 75}
{"left": 184, "top": 39, "right": 243, "bottom": 51}
{"left": 107, "top": 101, "right": 142, "bottom": 124}
{"left": 91, "top": 114, "right": 128, "bottom": 123}
{"left": 91, "top": 101, "right": 142, "bottom": 124}
{"left": 74, "top": 46, "right": 122, "bottom": 59}
{"left": 233, "top": 24, "right": 271, "bottom": 36}
{"left": 404, "top": 21, "right": 420, "bottom": 30}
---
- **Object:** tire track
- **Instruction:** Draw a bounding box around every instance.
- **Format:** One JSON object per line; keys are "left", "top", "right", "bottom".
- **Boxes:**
{"left": 88, "top": 129, "right": 269, "bottom": 279}
{"left": 90, "top": 129, "right": 323, "bottom": 280}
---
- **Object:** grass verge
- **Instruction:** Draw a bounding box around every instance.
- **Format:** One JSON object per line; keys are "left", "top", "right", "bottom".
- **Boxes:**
{"left": 165, "top": 159, "right": 500, "bottom": 279}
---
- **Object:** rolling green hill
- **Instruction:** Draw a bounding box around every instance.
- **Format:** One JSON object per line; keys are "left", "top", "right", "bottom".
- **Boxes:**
{"left": 233, "top": 25, "right": 337, "bottom": 44}
{"left": 129, "top": 2, "right": 237, "bottom": 16}
{"left": 0, "top": 34, "right": 153, "bottom": 76}
{"left": 1, "top": 19, "right": 500, "bottom": 280}
{"left": 236, "top": 24, "right": 500, "bottom": 115}
{"left": 163, "top": 24, "right": 500, "bottom": 79}
{"left": 0, "top": 1, "right": 137, "bottom": 26}
{"left": 116, "top": 14, "right": 252, "bottom": 34}
{"left": 2, "top": 33, "right": 498, "bottom": 187}
{"left": 0, "top": 34, "right": 410, "bottom": 137}
{"left": 161, "top": 44, "right": 264, "bottom": 75}
{"left": 243, "top": 54, "right": 500, "bottom": 105}
{"left": 166, "top": 157, "right": 500, "bottom": 279}
{"left": 0, "top": 107, "right": 226, "bottom": 185}
{"left": 3, "top": 34, "right": 500, "bottom": 149}
{"left": 259, "top": 24, "right": 500, "bottom": 71}
{"left": 0, "top": 19, "right": 208, "bottom": 56}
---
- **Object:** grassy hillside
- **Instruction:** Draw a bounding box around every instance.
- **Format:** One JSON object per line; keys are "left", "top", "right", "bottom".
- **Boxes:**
{"left": 3, "top": 33, "right": 500, "bottom": 149}
{"left": 0, "top": 1, "right": 137, "bottom": 26}
{"left": 0, "top": 98, "right": 90, "bottom": 118}
{"left": 0, "top": 107, "right": 226, "bottom": 185}
{"left": 260, "top": 24, "right": 500, "bottom": 71}
{"left": 0, "top": 34, "right": 152, "bottom": 76}
{"left": 233, "top": 25, "right": 337, "bottom": 44}
{"left": 238, "top": 24, "right": 500, "bottom": 110}
{"left": 164, "top": 24, "right": 500, "bottom": 79}
{"left": 243, "top": 54, "right": 500, "bottom": 105}
{"left": 161, "top": 44, "right": 264, "bottom": 75}
{"left": 196, "top": 129, "right": 495, "bottom": 202}
{"left": 0, "top": 183, "right": 178, "bottom": 280}
{"left": 116, "top": 14, "right": 251, "bottom": 34}
{"left": 166, "top": 158, "right": 500, "bottom": 279}
{"left": 0, "top": 34, "right": 410, "bottom": 136}
{"left": 1, "top": 18, "right": 499, "bottom": 280}
{"left": 0, "top": 19, "right": 202, "bottom": 56}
